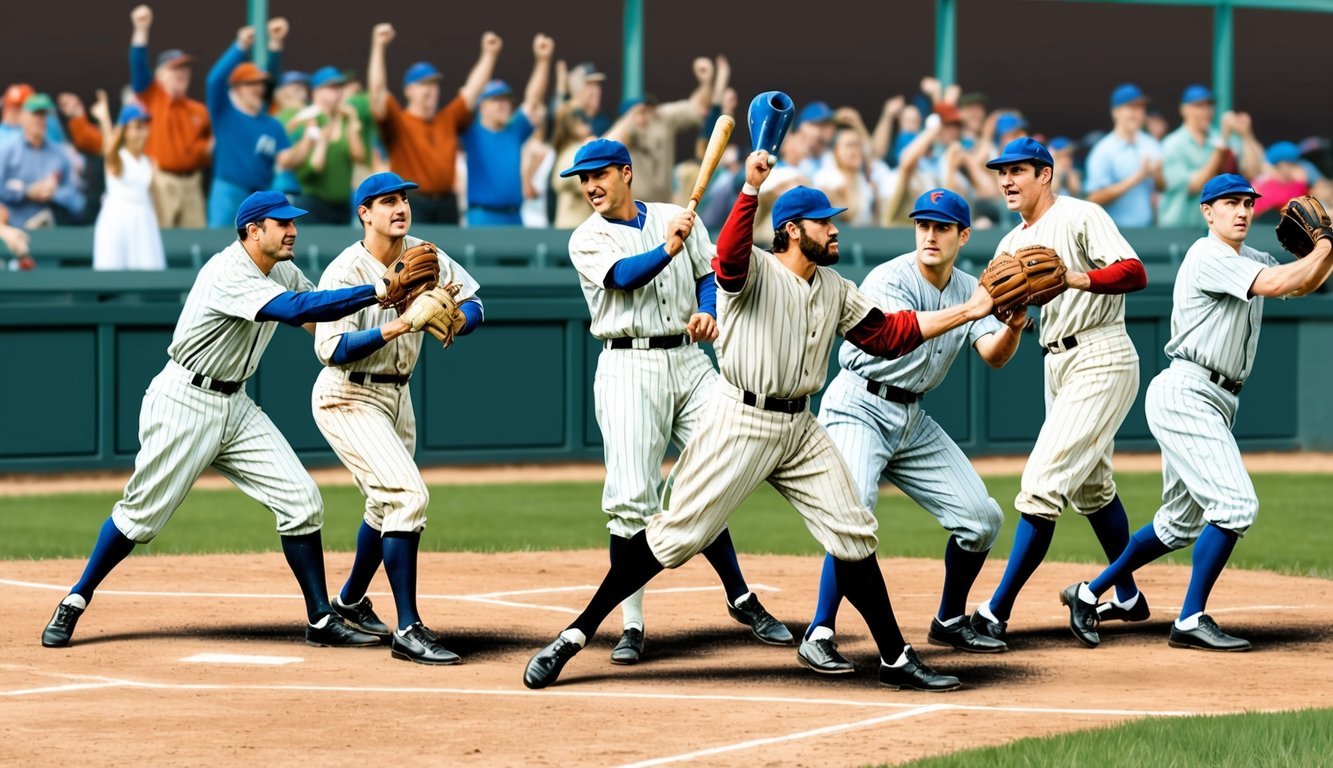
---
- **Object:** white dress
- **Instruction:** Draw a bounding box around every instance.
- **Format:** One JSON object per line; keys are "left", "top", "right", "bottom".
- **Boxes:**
{"left": 93, "top": 148, "right": 165, "bottom": 270}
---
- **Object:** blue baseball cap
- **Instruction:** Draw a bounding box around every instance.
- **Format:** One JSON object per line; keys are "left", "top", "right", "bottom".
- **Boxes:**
{"left": 909, "top": 188, "right": 971, "bottom": 229}
{"left": 1266, "top": 141, "right": 1301, "bottom": 165}
{"left": 279, "top": 70, "right": 310, "bottom": 88}
{"left": 1199, "top": 173, "right": 1260, "bottom": 205}
{"left": 986, "top": 137, "right": 1054, "bottom": 170}
{"left": 117, "top": 104, "right": 150, "bottom": 126}
{"left": 354, "top": 171, "right": 419, "bottom": 209}
{"left": 797, "top": 101, "right": 834, "bottom": 125}
{"left": 1111, "top": 83, "right": 1147, "bottom": 108}
{"left": 309, "top": 66, "right": 347, "bottom": 89}
{"left": 1049, "top": 136, "right": 1073, "bottom": 152}
{"left": 1181, "top": 84, "right": 1214, "bottom": 105}
{"left": 994, "top": 113, "right": 1026, "bottom": 139}
{"left": 559, "top": 138, "right": 632, "bottom": 178}
{"left": 772, "top": 186, "right": 846, "bottom": 231}
{"left": 480, "top": 79, "right": 512, "bottom": 101}
{"left": 155, "top": 49, "right": 193, "bottom": 69}
{"left": 403, "top": 62, "right": 442, "bottom": 88}
{"left": 235, "top": 190, "right": 308, "bottom": 229}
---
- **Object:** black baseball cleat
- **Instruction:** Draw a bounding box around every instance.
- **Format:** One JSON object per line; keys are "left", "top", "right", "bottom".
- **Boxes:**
{"left": 969, "top": 609, "right": 1008, "bottom": 644}
{"left": 610, "top": 627, "right": 645, "bottom": 665}
{"left": 331, "top": 594, "right": 392, "bottom": 639}
{"left": 41, "top": 597, "right": 86, "bottom": 648}
{"left": 797, "top": 636, "right": 855, "bottom": 674}
{"left": 391, "top": 622, "right": 462, "bottom": 665}
{"left": 1097, "top": 592, "right": 1151, "bottom": 623}
{"left": 524, "top": 636, "right": 582, "bottom": 689}
{"left": 305, "top": 614, "right": 383, "bottom": 647}
{"left": 1060, "top": 583, "right": 1101, "bottom": 648}
{"left": 928, "top": 616, "right": 1008, "bottom": 653}
{"left": 728, "top": 594, "right": 795, "bottom": 646}
{"left": 1168, "top": 615, "right": 1252, "bottom": 652}
{"left": 878, "top": 646, "right": 962, "bottom": 692}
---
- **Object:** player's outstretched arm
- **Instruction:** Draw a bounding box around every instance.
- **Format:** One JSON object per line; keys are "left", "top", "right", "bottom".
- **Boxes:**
{"left": 974, "top": 309, "right": 1028, "bottom": 368}
{"left": 1251, "top": 239, "right": 1333, "bottom": 298}
{"left": 1066, "top": 259, "right": 1147, "bottom": 294}
{"left": 256, "top": 285, "right": 380, "bottom": 327}
{"left": 915, "top": 283, "right": 994, "bottom": 341}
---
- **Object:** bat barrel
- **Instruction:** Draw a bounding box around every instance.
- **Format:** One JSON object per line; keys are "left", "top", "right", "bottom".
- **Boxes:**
{"left": 748, "top": 91, "right": 795, "bottom": 157}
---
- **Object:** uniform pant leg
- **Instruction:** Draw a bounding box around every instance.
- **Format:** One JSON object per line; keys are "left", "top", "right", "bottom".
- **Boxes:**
{"left": 111, "top": 378, "right": 227, "bottom": 543}
{"left": 313, "top": 382, "right": 428, "bottom": 534}
{"left": 1017, "top": 335, "right": 1138, "bottom": 519}
{"left": 767, "top": 413, "right": 879, "bottom": 563}
{"left": 646, "top": 395, "right": 786, "bottom": 568}
{"left": 596, "top": 349, "right": 673, "bottom": 538}
{"left": 889, "top": 411, "right": 1003, "bottom": 553}
{"left": 817, "top": 376, "right": 895, "bottom": 514}
{"left": 1146, "top": 371, "right": 1256, "bottom": 547}
{"left": 211, "top": 395, "right": 324, "bottom": 536}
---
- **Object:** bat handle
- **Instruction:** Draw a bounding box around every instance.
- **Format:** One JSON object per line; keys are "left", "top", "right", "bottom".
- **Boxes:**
{"left": 685, "top": 199, "right": 699, "bottom": 213}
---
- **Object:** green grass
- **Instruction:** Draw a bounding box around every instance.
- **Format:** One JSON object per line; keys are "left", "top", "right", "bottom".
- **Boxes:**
{"left": 2, "top": 472, "right": 1330, "bottom": 577}
{"left": 892, "top": 708, "right": 1333, "bottom": 768}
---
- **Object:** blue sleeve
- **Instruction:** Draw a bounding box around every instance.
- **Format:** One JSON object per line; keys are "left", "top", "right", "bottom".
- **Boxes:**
{"left": 515, "top": 110, "right": 534, "bottom": 142}
{"left": 695, "top": 274, "right": 717, "bottom": 318}
{"left": 52, "top": 153, "right": 86, "bottom": 216}
{"left": 700, "top": 105, "right": 721, "bottom": 138}
{"left": 130, "top": 45, "right": 152, "bottom": 94}
{"left": 0, "top": 147, "right": 23, "bottom": 204}
{"left": 207, "top": 44, "right": 246, "bottom": 117}
{"left": 329, "top": 327, "right": 389, "bottom": 365}
{"left": 1085, "top": 145, "right": 1112, "bottom": 192}
{"left": 255, "top": 284, "right": 377, "bottom": 325}
{"left": 457, "top": 298, "right": 484, "bottom": 337}
{"left": 605, "top": 244, "right": 672, "bottom": 291}
{"left": 264, "top": 49, "right": 283, "bottom": 110}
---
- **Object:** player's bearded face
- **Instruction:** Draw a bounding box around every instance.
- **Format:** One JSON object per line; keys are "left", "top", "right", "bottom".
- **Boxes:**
{"left": 798, "top": 220, "right": 839, "bottom": 266}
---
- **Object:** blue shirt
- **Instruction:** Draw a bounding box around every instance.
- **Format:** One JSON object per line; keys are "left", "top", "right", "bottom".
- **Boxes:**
{"left": 206, "top": 44, "right": 291, "bottom": 191}
{"left": 1085, "top": 130, "right": 1161, "bottom": 228}
{"left": 0, "top": 138, "right": 86, "bottom": 226}
{"left": 462, "top": 111, "right": 534, "bottom": 208}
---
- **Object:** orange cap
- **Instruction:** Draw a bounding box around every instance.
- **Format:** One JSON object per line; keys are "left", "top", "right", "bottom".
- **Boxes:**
{"left": 933, "top": 103, "right": 963, "bottom": 125}
{"left": 229, "top": 63, "right": 270, "bottom": 86}
{"left": 4, "top": 83, "right": 35, "bottom": 108}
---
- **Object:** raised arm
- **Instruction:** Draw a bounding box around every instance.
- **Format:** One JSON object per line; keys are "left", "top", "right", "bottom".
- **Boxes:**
{"left": 459, "top": 32, "right": 503, "bottom": 110}
{"left": 129, "top": 5, "right": 154, "bottom": 93}
{"left": 522, "top": 34, "right": 553, "bottom": 122}
{"left": 713, "top": 150, "right": 771, "bottom": 291}
{"left": 367, "top": 23, "right": 393, "bottom": 122}
{"left": 208, "top": 27, "right": 252, "bottom": 116}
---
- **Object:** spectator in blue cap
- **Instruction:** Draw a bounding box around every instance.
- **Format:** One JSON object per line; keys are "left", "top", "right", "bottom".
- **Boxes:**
{"left": 1253, "top": 141, "right": 1313, "bottom": 220}
{"left": 282, "top": 66, "right": 366, "bottom": 223}
{"left": 795, "top": 100, "right": 836, "bottom": 178}
{"left": 205, "top": 17, "right": 316, "bottom": 227}
{"left": 275, "top": 70, "right": 311, "bottom": 114}
{"left": 1048, "top": 136, "right": 1083, "bottom": 198}
{"left": 1085, "top": 83, "right": 1163, "bottom": 228}
{"left": 1159, "top": 85, "right": 1263, "bottom": 228}
{"left": 367, "top": 23, "right": 501, "bottom": 224}
{"left": 89, "top": 90, "right": 164, "bottom": 270}
{"left": 461, "top": 34, "right": 554, "bottom": 227}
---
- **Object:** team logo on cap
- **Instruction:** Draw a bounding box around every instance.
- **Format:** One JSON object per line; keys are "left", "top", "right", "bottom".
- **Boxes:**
{"left": 930, "top": 191, "right": 945, "bottom": 204}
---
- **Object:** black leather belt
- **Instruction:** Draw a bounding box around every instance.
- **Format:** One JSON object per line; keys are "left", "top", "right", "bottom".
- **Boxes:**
{"left": 1207, "top": 369, "right": 1244, "bottom": 395}
{"left": 865, "top": 380, "right": 921, "bottom": 404}
{"left": 349, "top": 372, "right": 410, "bottom": 386}
{"left": 741, "top": 390, "right": 808, "bottom": 414}
{"left": 1041, "top": 334, "right": 1079, "bottom": 357}
{"left": 605, "top": 334, "right": 690, "bottom": 350}
{"left": 190, "top": 373, "right": 242, "bottom": 395}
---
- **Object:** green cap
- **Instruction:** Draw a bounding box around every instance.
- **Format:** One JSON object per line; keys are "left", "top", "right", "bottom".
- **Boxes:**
{"left": 23, "top": 93, "right": 54, "bottom": 113}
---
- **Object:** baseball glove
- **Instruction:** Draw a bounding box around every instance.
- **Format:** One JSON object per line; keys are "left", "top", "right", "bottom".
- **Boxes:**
{"left": 980, "top": 246, "right": 1069, "bottom": 317}
{"left": 1276, "top": 195, "right": 1333, "bottom": 258}
{"left": 375, "top": 242, "right": 441, "bottom": 309}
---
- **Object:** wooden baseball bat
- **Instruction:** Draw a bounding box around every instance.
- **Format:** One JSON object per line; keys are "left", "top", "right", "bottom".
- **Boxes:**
{"left": 686, "top": 115, "right": 735, "bottom": 212}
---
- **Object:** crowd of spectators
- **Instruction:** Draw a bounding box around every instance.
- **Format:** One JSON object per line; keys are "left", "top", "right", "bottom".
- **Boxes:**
{"left": 1, "top": 4, "right": 1330, "bottom": 269}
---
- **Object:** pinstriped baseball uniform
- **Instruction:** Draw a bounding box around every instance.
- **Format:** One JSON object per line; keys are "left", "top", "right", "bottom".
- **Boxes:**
{"left": 646, "top": 246, "right": 883, "bottom": 567}
{"left": 569, "top": 202, "right": 718, "bottom": 538}
{"left": 311, "top": 236, "right": 481, "bottom": 534}
{"left": 111, "top": 242, "right": 322, "bottom": 543}
{"left": 997, "top": 196, "right": 1141, "bottom": 518}
{"left": 1147, "top": 233, "right": 1275, "bottom": 546}
{"left": 818, "top": 253, "right": 1004, "bottom": 551}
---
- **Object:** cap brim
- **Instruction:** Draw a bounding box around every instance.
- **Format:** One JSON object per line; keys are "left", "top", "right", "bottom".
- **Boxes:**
{"left": 264, "top": 203, "right": 309, "bottom": 221}
{"left": 161, "top": 55, "right": 194, "bottom": 68}
{"left": 909, "top": 210, "right": 965, "bottom": 226}
{"left": 583, "top": 73, "right": 607, "bottom": 82}
{"left": 778, "top": 206, "right": 847, "bottom": 228}
{"left": 357, "top": 182, "right": 419, "bottom": 207}
{"left": 558, "top": 159, "right": 620, "bottom": 178}
{"left": 1202, "top": 190, "right": 1261, "bottom": 204}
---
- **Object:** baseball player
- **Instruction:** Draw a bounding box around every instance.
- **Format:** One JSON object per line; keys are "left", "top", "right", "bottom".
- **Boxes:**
{"left": 563, "top": 138, "right": 792, "bottom": 664}
{"left": 969, "top": 137, "right": 1151, "bottom": 644}
{"left": 524, "top": 149, "right": 999, "bottom": 691}
{"left": 313, "top": 172, "right": 483, "bottom": 665}
{"left": 41, "top": 191, "right": 425, "bottom": 649}
{"left": 799, "top": 188, "right": 1026, "bottom": 674}
{"left": 1060, "top": 177, "right": 1333, "bottom": 651}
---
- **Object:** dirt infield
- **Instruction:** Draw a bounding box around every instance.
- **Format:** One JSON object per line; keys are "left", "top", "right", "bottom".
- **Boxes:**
{"left": 4, "top": 451, "right": 1333, "bottom": 497}
{"left": 2, "top": 552, "right": 1329, "bottom": 767}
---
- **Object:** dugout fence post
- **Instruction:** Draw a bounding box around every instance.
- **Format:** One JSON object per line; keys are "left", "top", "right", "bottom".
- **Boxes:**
{"left": 248, "top": 0, "right": 269, "bottom": 69}
{"left": 934, "top": 0, "right": 958, "bottom": 87}
{"left": 622, "top": 0, "right": 644, "bottom": 105}
{"left": 1211, "top": 0, "right": 1234, "bottom": 116}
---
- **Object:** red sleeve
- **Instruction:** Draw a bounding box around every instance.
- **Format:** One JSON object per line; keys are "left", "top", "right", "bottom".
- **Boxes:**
{"left": 712, "top": 191, "right": 757, "bottom": 292}
{"left": 844, "top": 308, "right": 924, "bottom": 359}
{"left": 67, "top": 115, "right": 104, "bottom": 155}
{"left": 1086, "top": 259, "right": 1147, "bottom": 294}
